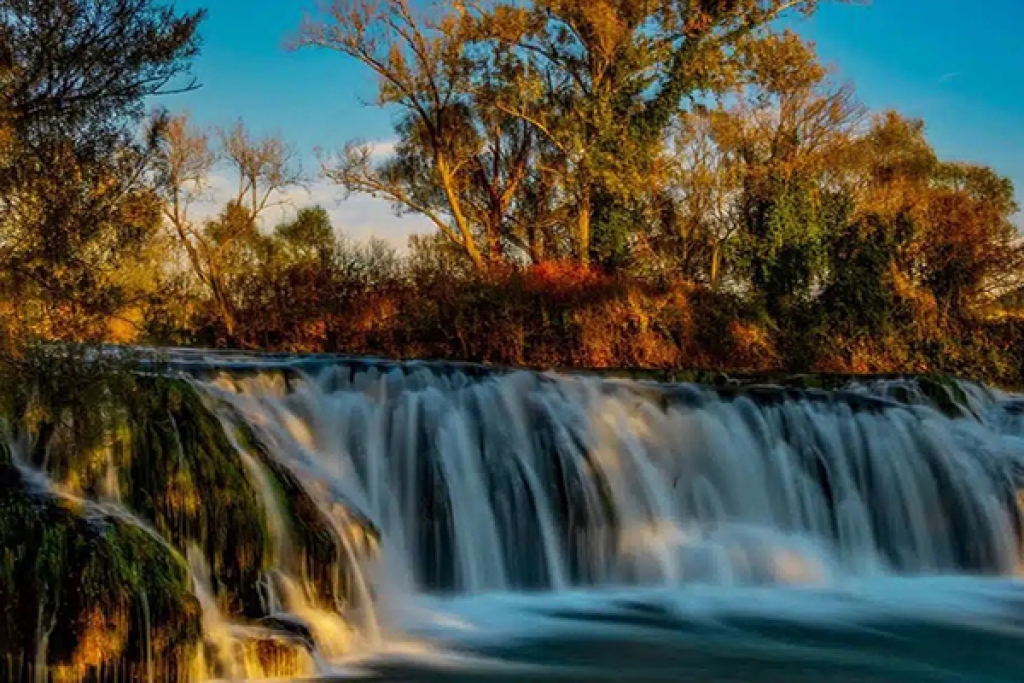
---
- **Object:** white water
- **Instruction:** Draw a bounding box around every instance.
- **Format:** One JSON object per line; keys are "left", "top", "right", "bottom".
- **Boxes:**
{"left": 203, "top": 365, "right": 1024, "bottom": 591}
{"left": 179, "top": 359, "right": 1024, "bottom": 678}
{"left": 11, "top": 352, "right": 1024, "bottom": 680}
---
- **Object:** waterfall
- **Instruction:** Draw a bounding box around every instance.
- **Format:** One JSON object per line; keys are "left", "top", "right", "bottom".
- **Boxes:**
{"left": 5, "top": 352, "right": 1024, "bottom": 681}
{"left": 198, "top": 360, "right": 1024, "bottom": 597}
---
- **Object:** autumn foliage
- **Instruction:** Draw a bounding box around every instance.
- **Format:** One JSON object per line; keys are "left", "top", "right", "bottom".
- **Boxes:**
{"left": 3, "top": 0, "right": 1024, "bottom": 387}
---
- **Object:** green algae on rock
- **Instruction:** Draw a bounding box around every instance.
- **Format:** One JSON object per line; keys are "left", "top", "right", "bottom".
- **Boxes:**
{"left": 0, "top": 464, "right": 202, "bottom": 683}
{"left": 120, "top": 378, "right": 273, "bottom": 619}
{"left": 4, "top": 363, "right": 381, "bottom": 670}
{"left": 7, "top": 370, "right": 275, "bottom": 621}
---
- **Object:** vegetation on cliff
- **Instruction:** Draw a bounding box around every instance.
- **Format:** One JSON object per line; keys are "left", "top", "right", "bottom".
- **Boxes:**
{"left": 0, "top": 350, "right": 376, "bottom": 679}
{"left": 0, "top": 463, "right": 202, "bottom": 683}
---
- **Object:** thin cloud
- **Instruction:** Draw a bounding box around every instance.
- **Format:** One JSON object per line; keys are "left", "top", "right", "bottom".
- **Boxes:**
{"left": 937, "top": 71, "right": 961, "bottom": 84}
{"left": 278, "top": 178, "right": 430, "bottom": 248}
{"left": 181, "top": 173, "right": 431, "bottom": 249}
{"left": 368, "top": 139, "right": 399, "bottom": 160}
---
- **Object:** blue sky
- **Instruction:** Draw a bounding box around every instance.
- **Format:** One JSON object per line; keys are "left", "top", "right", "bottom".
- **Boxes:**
{"left": 164, "top": 0, "right": 1024, "bottom": 241}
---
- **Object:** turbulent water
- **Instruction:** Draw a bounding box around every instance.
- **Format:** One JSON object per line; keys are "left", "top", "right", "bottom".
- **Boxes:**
{"left": 14, "top": 351, "right": 1024, "bottom": 681}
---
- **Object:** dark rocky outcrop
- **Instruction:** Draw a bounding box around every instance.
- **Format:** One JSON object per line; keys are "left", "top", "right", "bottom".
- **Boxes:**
{"left": 0, "top": 464, "right": 202, "bottom": 683}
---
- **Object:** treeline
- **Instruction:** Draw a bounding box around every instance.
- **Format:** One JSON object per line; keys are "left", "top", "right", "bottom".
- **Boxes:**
{"left": 2, "top": 1, "right": 1024, "bottom": 383}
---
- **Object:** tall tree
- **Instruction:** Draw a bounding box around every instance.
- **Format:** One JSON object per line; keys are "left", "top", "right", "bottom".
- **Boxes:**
{"left": 479, "top": 0, "right": 848, "bottom": 268}
{"left": 705, "top": 33, "right": 862, "bottom": 308}
{"left": 299, "top": 0, "right": 494, "bottom": 269}
{"left": 153, "top": 114, "right": 302, "bottom": 340}
{"left": 0, "top": 0, "right": 204, "bottom": 342}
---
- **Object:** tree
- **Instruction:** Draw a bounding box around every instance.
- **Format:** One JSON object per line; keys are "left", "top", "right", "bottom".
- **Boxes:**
{"left": 478, "top": 0, "right": 849, "bottom": 268}
{"left": 847, "top": 113, "right": 1022, "bottom": 315}
{"left": 920, "top": 163, "right": 1022, "bottom": 313}
{"left": 275, "top": 205, "right": 336, "bottom": 266}
{"left": 302, "top": 1, "right": 847, "bottom": 271}
{"left": 659, "top": 110, "right": 744, "bottom": 286}
{"left": 691, "top": 32, "right": 864, "bottom": 310}
{"left": 153, "top": 114, "right": 302, "bottom": 340}
{"left": 655, "top": 29, "right": 863, "bottom": 299}
{"left": 0, "top": 0, "right": 204, "bottom": 342}
{"left": 220, "top": 120, "right": 304, "bottom": 225}
{"left": 299, "top": 0, "right": 495, "bottom": 269}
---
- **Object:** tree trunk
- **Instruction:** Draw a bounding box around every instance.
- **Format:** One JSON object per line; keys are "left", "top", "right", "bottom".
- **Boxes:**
{"left": 710, "top": 241, "right": 722, "bottom": 289}
{"left": 438, "top": 158, "right": 485, "bottom": 270}
{"left": 577, "top": 192, "right": 592, "bottom": 269}
{"left": 528, "top": 222, "right": 545, "bottom": 265}
{"left": 210, "top": 275, "right": 237, "bottom": 342}
{"left": 486, "top": 211, "right": 504, "bottom": 265}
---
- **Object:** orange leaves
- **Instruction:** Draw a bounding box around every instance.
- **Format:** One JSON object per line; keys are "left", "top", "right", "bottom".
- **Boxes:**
{"left": 727, "top": 319, "right": 780, "bottom": 368}
{"left": 523, "top": 260, "right": 608, "bottom": 292}
{"left": 741, "top": 30, "right": 827, "bottom": 95}
{"left": 684, "top": 9, "right": 713, "bottom": 38}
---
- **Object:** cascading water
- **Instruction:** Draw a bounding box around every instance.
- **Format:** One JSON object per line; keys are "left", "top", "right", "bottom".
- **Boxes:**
{"left": 6, "top": 352, "right": 1024, "bottom": 682}
{"left": 202, "top": 361, "right": 1024, "bottom": 594}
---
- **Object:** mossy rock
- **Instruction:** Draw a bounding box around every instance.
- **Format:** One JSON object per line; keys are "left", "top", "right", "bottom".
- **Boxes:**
{"left": 14, "top": 372, "right": 273, "bottom": 620}
{"left": 12, "top": 364, "right": 379, "bottom": 625}
{"left": 119, "top": 377, "right": 271, "bottom": 618}
{"left": 0, "top": 464, "right": 201, "bottom": 683}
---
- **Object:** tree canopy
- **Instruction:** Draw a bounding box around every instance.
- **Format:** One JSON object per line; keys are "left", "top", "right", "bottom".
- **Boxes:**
{"left": 3, "top": 0, "right": 1024, "bottom": 384}
{"left": 0, "top": 0, "right": 204, "bottom": 342}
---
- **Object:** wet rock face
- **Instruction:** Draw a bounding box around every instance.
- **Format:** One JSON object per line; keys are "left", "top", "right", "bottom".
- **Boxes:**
{"left": 122, "top": 380, "right": 274, "bottom": 619}
{"left": 1, "top": 371, "right": 380, "bottom": 681}
{"left": 0, "top": 464, "right": 202, "bottom": 683}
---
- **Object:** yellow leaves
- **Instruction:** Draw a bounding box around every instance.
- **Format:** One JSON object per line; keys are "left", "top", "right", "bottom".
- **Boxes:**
{"left": 742, "top": 30, "right": 827, "bottom": 95}
{"left": 569, "top": 0, "right": 634, "bottom": 58}
{"left": 479, "top": 4, "right": 535, "bottom": 44}
{"left": 49, "top": 606, "right": 130, "bottom": 683}
{"left": 105, "top": 313, "right": 142, "bottom": 345}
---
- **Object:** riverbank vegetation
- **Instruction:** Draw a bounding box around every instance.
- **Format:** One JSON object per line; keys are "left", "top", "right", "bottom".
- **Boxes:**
{"left": 2, "top": 0, "right": 1024, "bottom": 386}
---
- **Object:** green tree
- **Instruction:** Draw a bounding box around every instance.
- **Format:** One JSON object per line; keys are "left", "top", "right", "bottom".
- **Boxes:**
{"left": 275, "top": 205, "right": 336, "bottom": 266}
{"left": 480, "top": 0, "right": 849, "bottom": 268}
{"left": 0, "top": 0, "right": 204, "bottom": 342}
{"left": 657, "top": 31, "right": 862, "bottom": 302}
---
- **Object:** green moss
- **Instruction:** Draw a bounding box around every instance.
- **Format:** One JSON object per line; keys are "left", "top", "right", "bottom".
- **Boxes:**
{"left": 120, "top": 377, "right": 271, "bottom": 618}
{"left": 0, "top": 351, "right": 387, "bottom": 675}
{"left": 0, "top": 464, "right": 201, "bottom": 683}
{"left": 2, "top": 365, "right": 273, "bottom": 620}
{"left": 2, "top": 356, "right": 379, "bottom": 627}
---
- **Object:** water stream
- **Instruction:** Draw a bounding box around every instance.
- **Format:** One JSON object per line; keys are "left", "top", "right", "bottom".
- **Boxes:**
{"left": 188, "top": 356, "right": 1024, "bottom": 680}
{"left": 10, "top": 352, "right": 1024, "bottom": 681}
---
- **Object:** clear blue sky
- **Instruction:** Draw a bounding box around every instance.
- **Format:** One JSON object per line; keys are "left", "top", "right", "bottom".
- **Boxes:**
{"left": 164, "top": 0, "right": 1024, "bottom": 236}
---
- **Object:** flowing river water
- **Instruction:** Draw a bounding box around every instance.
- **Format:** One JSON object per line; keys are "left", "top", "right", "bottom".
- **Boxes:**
{"left": 11, "top": 352, "right": 1024, "bottom": 681}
